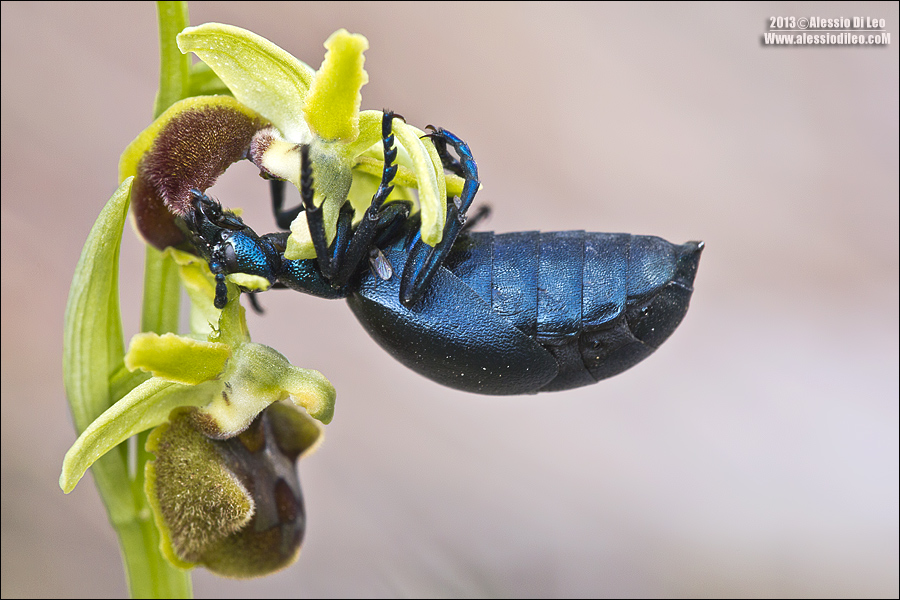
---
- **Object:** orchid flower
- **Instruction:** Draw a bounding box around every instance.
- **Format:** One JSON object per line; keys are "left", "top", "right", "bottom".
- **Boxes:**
{"left": 61, "top": 176, "right": 334, "bottom": 578}
{"left": 176, "top": 23, "right": 467, "bottom": 260}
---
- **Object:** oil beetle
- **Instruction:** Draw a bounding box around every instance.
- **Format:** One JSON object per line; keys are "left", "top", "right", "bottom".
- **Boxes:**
{"left": 181, "top": 112, "right": 703, "bottom": 395}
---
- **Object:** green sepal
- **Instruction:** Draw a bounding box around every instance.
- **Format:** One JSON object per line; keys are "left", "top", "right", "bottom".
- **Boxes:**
{"left": 177, "top": 23, "right": 315, "bottom": 142}
{"left": 63, "top": 178, "right": 132, "bottom": 434}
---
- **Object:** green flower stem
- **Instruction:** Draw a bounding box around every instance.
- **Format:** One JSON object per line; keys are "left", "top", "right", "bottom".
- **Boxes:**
{"left": 154, "top": 1, "right": 191, "bottom": 119}
{"left": 115, "top": 514, "right": 191, "bottom": 599}
{"left": 132, "top": 248, "right": 180, "bottom": 598}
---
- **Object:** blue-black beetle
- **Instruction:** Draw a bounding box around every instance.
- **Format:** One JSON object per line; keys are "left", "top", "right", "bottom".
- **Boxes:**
{"left": 181, "top": 112, "right": 703, "bottom": 395}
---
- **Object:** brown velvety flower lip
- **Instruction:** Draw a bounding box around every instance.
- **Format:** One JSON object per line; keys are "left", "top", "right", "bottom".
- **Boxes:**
{"left": 133, "top": 103, "right": 266, "bottom": 249}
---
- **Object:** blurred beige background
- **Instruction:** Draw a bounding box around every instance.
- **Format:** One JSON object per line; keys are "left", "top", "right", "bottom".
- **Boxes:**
{"left": 2, "top": 1, "right": 897, "bottom": 597}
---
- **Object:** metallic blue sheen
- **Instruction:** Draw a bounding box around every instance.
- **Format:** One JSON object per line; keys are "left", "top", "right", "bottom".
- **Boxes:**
{"left": 343, "top": 225, "right": 703, "bottom": 394}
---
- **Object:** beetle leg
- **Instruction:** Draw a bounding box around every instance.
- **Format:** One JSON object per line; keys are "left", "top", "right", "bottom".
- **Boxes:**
{"left": 399, "top": 128, "right": 481, "bottom": 308}
{"left": 326, "top": 201, "right": 355, "bottom": 281}
{"left": 425, "top": 126, "right": 466, "bottom": 178}
{"left": 371, "top": 201, "right": 414, "bottom": 248}
{"left": 297, "top": 143, "right": 336, "bottom": 280}
{"left": 270, "top": 178, "right": 304, "bottom": 230}
{"left": 330, "top": 110, "right": 402, "bottom": 288}
{"left": 209, "top": 268, "right": 230, "bottom": 309}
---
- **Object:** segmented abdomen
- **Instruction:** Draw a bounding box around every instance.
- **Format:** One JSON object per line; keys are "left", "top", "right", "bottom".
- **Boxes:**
{"left": 445, "top": 231, "right": 702, "bottom": 391}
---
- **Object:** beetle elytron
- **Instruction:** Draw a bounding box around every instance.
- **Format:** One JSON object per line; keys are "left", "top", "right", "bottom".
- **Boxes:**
{"left": 182, "top": 112, "right": 703, "bottom": 394}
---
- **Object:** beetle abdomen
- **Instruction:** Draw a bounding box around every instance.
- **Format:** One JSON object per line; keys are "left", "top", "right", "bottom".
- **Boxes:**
{"left": 448, "top": 231, "right": 703, "bottom": 392}
{"left": 347, "top": 241, "right": 560, "bottom": 395}
{"left": 348, "top": 230, "right": 702, "bottom": 395}
{"left": 561, "top": 234, "right": 702, "bottom": 390}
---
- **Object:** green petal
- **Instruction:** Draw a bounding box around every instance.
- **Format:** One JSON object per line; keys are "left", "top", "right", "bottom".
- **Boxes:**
{"left": 282, "top": 199, "right": 343, "bottom": 260}
{"left": 227, "top": 273, "right": 271, "bottom": 293}
{"left": 347, "top": 170, "right": 414, "bottom": 223}
{"left": 60, "top": 378, "right": 220, "bottom": 493}
{"left": 353, "top": 156, "right": 420, "bottom": 194}
{"left": 353, "top": 156, "right": 468, "bottom": 199}
{"left": 346, "top": 171, "right": 383, "bottom": 218}
{"left": 178, "top": 23, "right": 315, "bottom": 142}
{"left": 63, "top": 178, "right": 131, "bottom": 434}
{"left": 125, "top": 332, "right": 230, "bottom": 385}
{"left": 284, "top": 213, "right": 316, "bottom": 259}
{"left": 273, "top": 355, "right": 337, "bottom": 425}
{"left": 303, "top": 29, "right": 368, "bottom": 142}
{"left": 212, "top": 294, "right": 251, "bottom": 348}
{"left": 445, "top": 172, "right": 466, "bottom": 199}
{"left": 393, "top": 121, "right": 447, "bottom": 246}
